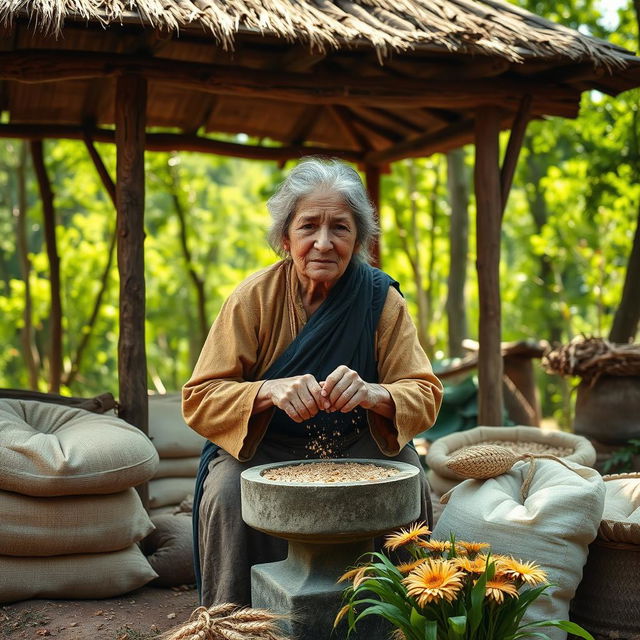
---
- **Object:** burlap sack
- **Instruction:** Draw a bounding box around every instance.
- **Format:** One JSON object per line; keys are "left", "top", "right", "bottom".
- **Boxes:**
{"left": 149, "top": 477, "right": 196, "bottom": 509}
{"left": 432, "top": 459, "right": 605, "bottom": 640}
{"left": 0, "top": 399, "right": 159, "bottom": 496}
{"left": 148, "top": 394, "right": 206, "bottom": 458}
{"left": 426, "top": 425, "right": 596, "bottom": 481}
{"left": 141, "top": 514, "right": 195, "bottom": 587}
{"left": 153, "top": 456, "right": 200, "bottom": 478}
{"left": 0, "top": 544, "right": 158, "bottom": 603}
{"left": 0, "top": 488, "right": 154, "bottom": 556}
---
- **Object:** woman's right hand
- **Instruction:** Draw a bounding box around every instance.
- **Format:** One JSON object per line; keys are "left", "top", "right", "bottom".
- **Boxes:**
{"left": 260, "top": 375, "right": 328, "bottom": 423}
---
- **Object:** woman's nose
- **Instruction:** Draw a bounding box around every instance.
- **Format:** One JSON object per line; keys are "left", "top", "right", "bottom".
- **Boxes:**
{"left": 314, "top": 227, "right": 332, "bottom": 250}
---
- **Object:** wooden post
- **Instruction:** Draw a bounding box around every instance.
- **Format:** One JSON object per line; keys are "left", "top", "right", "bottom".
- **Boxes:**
{"left": 365, "top": 164, "right": 381, "bottom": 267}
{"left": 474, "top": 107, "right": 503, "bottom": 425}
{"left": 115, "top": 74, "right": 148, "bottom": 505}
{"left": 30, "top": 140, "right": 63, "bottom": 393}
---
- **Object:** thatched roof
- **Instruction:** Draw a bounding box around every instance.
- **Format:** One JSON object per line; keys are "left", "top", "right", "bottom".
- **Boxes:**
{"left": 1, "top": 0, "right": 639, "bottom": 162}
{"left": 2, "top": 0, "right": 633, "bottom": 69}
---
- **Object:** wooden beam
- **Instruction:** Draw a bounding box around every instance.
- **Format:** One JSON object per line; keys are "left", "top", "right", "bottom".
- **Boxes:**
{"left": 364, "top": 164, "right": 381, "bottom": 268}
{"left": 328, "top": 105, "right": 371, "bottom": 151}
{"left": 474, "top": 106, "right": 504, "bottom": 426}
{"left": 364, "top": 120, "right": 476, "bottom": 164}
{"left": 0, "top": 50, "right": 581, "bottom": 110}
{"left": 500, "top": 94, "right": 531, "bottom": 215}
{"left": 286, "top": 104, "right": 324, "bottom": 146}
{"left": 30, "top": 140, "right": 63, "bottom": 394}
{"left": 0, "top": 123, "right": 363, "bottom": 162}
{"left": 115, "top": 73, "right": 149, "bottom": 509}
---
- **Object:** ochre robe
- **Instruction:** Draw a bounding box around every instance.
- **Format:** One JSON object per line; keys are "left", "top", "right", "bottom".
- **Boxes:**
{"left": 182, "top": 260, "right": 443, "bottom": 460}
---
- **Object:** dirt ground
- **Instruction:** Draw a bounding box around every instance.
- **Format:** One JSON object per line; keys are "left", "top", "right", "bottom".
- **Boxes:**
{"left": 0, "top": 586, "right": 199, "bottom": 640}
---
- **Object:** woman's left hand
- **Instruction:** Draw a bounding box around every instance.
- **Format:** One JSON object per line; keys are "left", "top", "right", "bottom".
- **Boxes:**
{"left": 320, "top": 365, "right": 377, "bottom": 413}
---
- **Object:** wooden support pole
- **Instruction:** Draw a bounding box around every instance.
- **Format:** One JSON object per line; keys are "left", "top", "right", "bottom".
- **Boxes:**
{"left": 30, "top": 140, "right": 63, "bottom": 394}
{"left": 365, "top": 164, "right": 381, "bottom": 268}
{"left": 500, "top": 94, "right": 532, "bottom": 215}
{"left": 474, "top": 107, "right": 504, "bottom": 426}
{"left": 115, "top": 74, "right": 148, "bottom": 505}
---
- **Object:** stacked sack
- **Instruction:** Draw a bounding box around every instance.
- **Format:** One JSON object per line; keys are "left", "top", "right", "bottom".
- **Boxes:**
{"left": 0, "top": 398, "right": 159, "bottom": 603}
{"left": 147, "top": 393, "right": 206, "bottom": 517}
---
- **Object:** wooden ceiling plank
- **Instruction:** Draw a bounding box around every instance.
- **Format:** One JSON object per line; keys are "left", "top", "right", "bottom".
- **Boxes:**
{"left": 327, "top": 105, "right": 371, "bottom": 152}
{"left": 339, "top": 108, "right": 402, "bottom": 144}
{"left": 0, "top": 122, "right": 364, "bottom": 162}
{"left": 185, "top": 94, "right": 219, "bottom": 136}
{"left": 276, "top": 46, "right": 327, "bottom": 72}
{"left": 286, "top": 104, "right": 324, "bottom": 145}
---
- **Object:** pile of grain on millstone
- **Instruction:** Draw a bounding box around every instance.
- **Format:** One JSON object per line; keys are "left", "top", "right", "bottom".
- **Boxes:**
{"left": 262, "top": 461, "right": 400, "bottom": 483}
{"left": 451, "top": 440, "right": 574, "bottom": 458}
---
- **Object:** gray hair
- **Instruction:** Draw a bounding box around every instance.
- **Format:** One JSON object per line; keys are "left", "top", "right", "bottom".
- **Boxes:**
{"left": 267, "top": 157, "right": 379, "bottom": 264}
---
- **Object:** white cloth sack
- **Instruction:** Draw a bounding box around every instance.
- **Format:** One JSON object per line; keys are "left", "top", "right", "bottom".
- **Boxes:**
{"left": 433, "top": 459, "right": 605, "bottom": 640}
{"left": 148, "top": 394, "right": 206, "bottom": 458}
{"left": 0, "top": 488, "right": 154, "bottom": 556}
{"left": 0, "top": 399, "right": 158, "bottom": 496}
{"left": 149, "top": 477, "right": 196, "bottom": 509}
{"left": 0, "top": 544, "right": 158, "bottom": 603}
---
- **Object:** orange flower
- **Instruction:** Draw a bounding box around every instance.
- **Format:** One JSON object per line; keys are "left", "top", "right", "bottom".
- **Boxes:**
{"left": 456, "top": 541, "right": 491, "bottom": 556}
{"left": 453, "top": 556, "right": 488, "bottom": 574}
{"left": 395, "top": 558, "right": 428, "bottom": 574}
{"left": 417, "top": 539, "right": 451, "bottom": 555}
{"left": 498, "top": 558, "right": 548, "bottom": 586}
{"left": 485, "top": 576, "right": 518, "bottom": 604}
{"left": 384, "top": 522, "right": 431, "bottom": 551}
{"left": 403, "top": 559, "right": 464, "bottom": 606}
{"left": 337, "top": 565, "right": 371, "bottom": 588}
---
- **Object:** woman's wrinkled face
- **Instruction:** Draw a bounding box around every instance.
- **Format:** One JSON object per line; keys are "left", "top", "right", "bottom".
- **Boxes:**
{"left": 283, "top": 188, "right": 359, "bottom": 289}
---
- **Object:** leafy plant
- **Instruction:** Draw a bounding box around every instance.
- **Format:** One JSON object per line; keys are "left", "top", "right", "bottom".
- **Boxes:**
{"left": 602, "top": 439, "right": 640, "bottom": 474}
{"left": 335, "top": 523, "right": 594, "bottom": 640}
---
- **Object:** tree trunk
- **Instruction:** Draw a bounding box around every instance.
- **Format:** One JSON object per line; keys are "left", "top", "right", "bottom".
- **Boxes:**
{"left": 445, "top": 148, "right": 469, "bottom": 358}
{"left": 167, "top": 154, "right": 209, "bottom": 349}
{"left": 609, "top": 100, "right": 640, "bottom": 343}
{"left": 30, "top": 140, "right": 63, "bottom": 393}
{"left": 63, "top": 139, "right": 118, "bottom": 388}
{"left": 15, "top": 142, "right": 40, "bottom": 389}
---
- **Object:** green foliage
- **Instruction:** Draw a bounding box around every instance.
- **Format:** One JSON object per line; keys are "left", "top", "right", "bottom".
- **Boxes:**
{"left": 602, "top": 438, "right": 640, "bottom": 473}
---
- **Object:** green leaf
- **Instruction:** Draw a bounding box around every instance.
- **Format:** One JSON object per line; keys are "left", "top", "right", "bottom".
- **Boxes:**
{"left": 468, "top": 569, "right": 487, "bottom": 632}
{"left": 424, "top": 619, "right": 438, "bottom": 640}
{"left": 447, "top": 615, "right": 467, "bottom": 640}
{"left": 521, "top": 619, "right": 595, "bottom": 640}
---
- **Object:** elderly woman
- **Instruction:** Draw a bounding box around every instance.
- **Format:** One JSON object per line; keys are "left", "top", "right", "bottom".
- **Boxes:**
{"left": 183, "top": 157, "right": 443, "bottom": 607}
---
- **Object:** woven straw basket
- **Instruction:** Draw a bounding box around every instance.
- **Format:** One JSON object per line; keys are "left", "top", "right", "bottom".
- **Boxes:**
{"left": 425, "top": 425, "right": 596, "bottom": 496}
{"left": 570, "top": 472, "right": 640, "bottom": 638}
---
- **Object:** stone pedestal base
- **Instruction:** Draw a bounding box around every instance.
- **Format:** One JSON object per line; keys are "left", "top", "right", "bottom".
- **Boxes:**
{"left": 251, "top": 539, "right": 385, "bottom": 640}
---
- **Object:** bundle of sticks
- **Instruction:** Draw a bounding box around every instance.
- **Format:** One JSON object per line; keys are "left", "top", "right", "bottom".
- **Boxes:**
{"left": 542, "top": 336, "right": 640, "bottom": 384}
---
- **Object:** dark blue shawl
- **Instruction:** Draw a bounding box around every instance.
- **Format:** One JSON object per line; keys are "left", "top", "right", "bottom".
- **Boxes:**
{"left": 191, "top": 261, "right": 398, "bottom": 594}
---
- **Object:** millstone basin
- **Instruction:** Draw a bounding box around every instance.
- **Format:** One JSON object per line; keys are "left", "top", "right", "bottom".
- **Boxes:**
{"left": 241, "top": 458, "right": 421, "bottom": 640}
